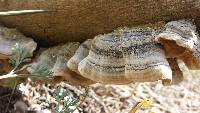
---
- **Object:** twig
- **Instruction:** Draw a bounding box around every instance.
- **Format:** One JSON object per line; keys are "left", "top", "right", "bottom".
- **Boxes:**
{"left": 0, "top": 93, "right": 12, "bottom": 99}
{"left": 5, "top": 81, "right": 18, "bottom": 113}
{"left": 73, "top": 86, "right": 89, "bottom": 112}
{"left": 0, "top": 73, "right": 51, "bottom": 79}
{"left": 0, "top": 70, "right": 17, "bottom": 79}
{"left": 0, "top": 10, "right": 52, "bottom": 16}
{"left": 129, "top": 102, "right": 142, "bottom": 113}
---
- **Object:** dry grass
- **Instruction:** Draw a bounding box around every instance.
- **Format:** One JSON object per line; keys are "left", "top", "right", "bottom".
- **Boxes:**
{"left": 19, "top": 63, "right": 200, "bottom": 113}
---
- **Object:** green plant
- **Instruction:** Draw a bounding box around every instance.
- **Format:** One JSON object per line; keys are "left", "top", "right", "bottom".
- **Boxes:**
{"left": 9, "top": 43, "right": 31, "bottom": 68}
{"left": 1, "top": 43, "right": 86, "bottom": 113}
{"left": 2, "top": 43, "right": 54, "bottom": 112}
{"left": 53, "top": 86, "right": 79, "bottom": 113}
{"left": 8, "top": 43, "right": 53, "bottom": 80}
{"left": 28, "top": 64, "right": 54, "bottom": 82}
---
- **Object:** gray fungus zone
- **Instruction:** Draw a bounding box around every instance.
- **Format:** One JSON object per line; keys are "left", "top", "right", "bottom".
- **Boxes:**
{"left": 0, "top": 19, "right": 199, "bottom": 87}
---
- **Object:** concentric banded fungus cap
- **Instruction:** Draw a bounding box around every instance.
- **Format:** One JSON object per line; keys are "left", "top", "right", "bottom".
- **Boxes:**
{"left": 167, "top": 58, "right": 183, "bottom": 84}
{"left": 0, "top": 26, "right": 37, "bottom": 59}
{"left": 155, "top": 20, "right": 197, "bottom": 58}
{"left": 78, "top": 27, "right": 172, "bottom": 85}
{"left": 121, "top": 28, "right": 172, "bottom": 85}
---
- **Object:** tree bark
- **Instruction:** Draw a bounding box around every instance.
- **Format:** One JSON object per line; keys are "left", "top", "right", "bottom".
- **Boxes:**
{"left": 0, "top": 0, "right": 199, "bottom": 46}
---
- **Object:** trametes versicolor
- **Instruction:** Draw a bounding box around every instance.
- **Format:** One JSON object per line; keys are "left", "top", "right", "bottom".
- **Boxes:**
{"left": 0, "top": 20, "right": 199, "bottom": 86}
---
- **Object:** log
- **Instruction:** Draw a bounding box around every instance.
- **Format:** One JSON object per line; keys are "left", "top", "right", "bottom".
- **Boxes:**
{"left": 0, "top": 0, "right": 199, "bottom": 46}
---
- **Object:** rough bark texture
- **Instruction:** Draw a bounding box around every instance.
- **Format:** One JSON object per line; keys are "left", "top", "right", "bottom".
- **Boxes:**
{"left": 0, "top": 0, "right": 199, "bottom": 46}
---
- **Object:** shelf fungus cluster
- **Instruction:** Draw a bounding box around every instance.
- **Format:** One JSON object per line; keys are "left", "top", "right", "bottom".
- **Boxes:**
{"left": 27, "top": 43, "right": 95, "bottom": 85}
{"left": 0, "top": 19, "right": 199, "bottom": 86}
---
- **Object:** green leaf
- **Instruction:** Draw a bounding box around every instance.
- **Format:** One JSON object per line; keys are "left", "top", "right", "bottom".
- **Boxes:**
{"left": 30, "top": 64, "right": 53, "bottom": 81}
{"left": 9, "top": 43, "right": 30, "bottom": 68}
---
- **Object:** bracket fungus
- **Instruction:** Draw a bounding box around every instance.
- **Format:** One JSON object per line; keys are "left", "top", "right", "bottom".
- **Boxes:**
{"left": 27, "top": 43, "right": 79, "bottom": 84}
{"left": 1, "top": 19, "right": 200, "bottom": 86}
{"left": 68, "top": 39, "right": 92, "bottom": 74}
{"left": 78, "top": 27, "right": 172, "bottom": 85}
{"left": 67, "top": 39, "right": 96, "bottom": 85}
{"left": 0, "top": 26, "right": 37, "bottom": 59}
{"left": 27, "top": 42, "right": 94, "bottom": 85}
{"left": 155, "top": 20, "right": 200, "bottom": 69}
{"left": 155, "top": 20, "right": 197, "bottom": 58}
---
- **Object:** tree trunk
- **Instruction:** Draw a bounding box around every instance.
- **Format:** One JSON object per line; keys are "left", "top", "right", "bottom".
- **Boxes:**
{"left": 0, "top": 0, "right": 199, "bottom": 46}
